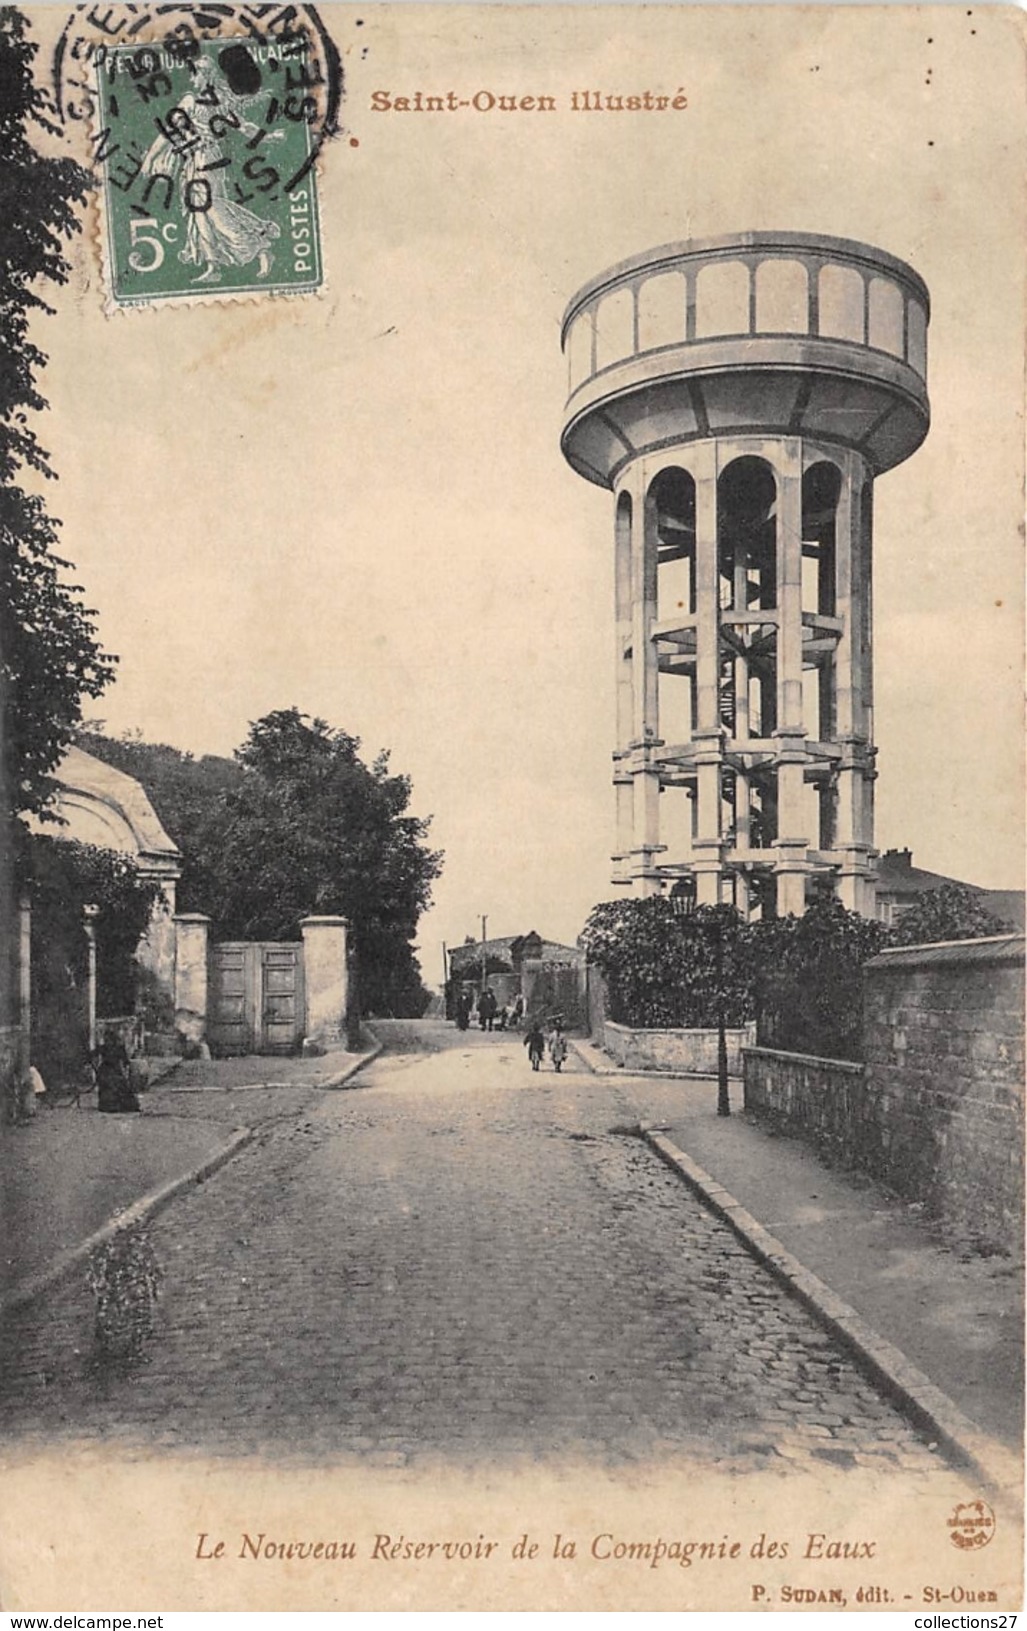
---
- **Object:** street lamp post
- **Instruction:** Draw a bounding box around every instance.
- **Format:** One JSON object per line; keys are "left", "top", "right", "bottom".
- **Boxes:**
{"left": 83, "top": 903, "right": 100, "bottom": 1056}
{"left": 673, "top": 885, "right": 730, "bottom": 1117}
{"left": 715, "top": 908, "right": 730, "bottom": 1117}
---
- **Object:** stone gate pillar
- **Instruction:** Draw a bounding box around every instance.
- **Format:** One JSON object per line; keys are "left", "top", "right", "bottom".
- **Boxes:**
{"left": 174, "top": 913, "right": 210, "bottom": 1047}
{"left": 301, "top": 916, "right": 349, "bottom": 1046}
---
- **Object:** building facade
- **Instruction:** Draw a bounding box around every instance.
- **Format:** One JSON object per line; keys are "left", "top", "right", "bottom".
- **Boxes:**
{"left": 560, "top": 232, "right": 931, "bottom": 918}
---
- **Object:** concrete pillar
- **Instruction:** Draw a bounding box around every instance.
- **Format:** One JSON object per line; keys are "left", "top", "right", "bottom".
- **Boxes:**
{"left": 692, "top": 441, "right": 723, "bottom": 904}
{"left": 613, "top": 486, "right": 635, "bottom": 883}
{"left": 174, "top": 913, "right": 210, "bottom": 1046}
{"left": 773, "top": 441, "right": 809, "bottom": 917}
{"left": 834, "top": 457, "right": 876, "bottom": 914}
{"left": 629, "top": 464, "right": 662, "bottom": 894}
{"left": 136, "top": 872, "right": 178, "bottom": 1010}
{"left": 300, "top": 916, "right": 348, "bottom": 1045}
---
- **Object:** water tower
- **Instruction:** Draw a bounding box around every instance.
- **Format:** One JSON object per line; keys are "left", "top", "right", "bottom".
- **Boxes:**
{"left": 560, "top": 232, "right": 930, "bottom": 917}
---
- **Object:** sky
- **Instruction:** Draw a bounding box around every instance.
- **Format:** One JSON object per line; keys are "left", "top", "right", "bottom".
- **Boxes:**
{"left": 27, "top": 2, "right": 1025, "bottom": 979}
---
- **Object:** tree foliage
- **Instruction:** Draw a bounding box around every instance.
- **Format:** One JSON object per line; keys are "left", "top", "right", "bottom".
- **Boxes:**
{"left": 83, "top": 709, "right": 443, "bottom": 1019}
{"left": 751, "top": 898, "right": 890, "bottom": 1062}
{"left": 889, "top": 882, "right": 1012, "bottom": 948}
{"left": 26, "top": 833, "right": 161, "bottom": 1082}
{"left": 580, "top": 897, "right": 753, "bottom": 1028}
{"left": 78, "top": 728, "right": 242, "bottom": 914}
{"left": 581, "top": 883, "right": 1014, "bottom": 1064}
{"left": 1, "top": 10, "right": 115, "bottom": 821}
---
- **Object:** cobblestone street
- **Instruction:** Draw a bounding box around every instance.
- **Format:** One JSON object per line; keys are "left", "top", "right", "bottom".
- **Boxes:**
{"left": 0, "top": 1023, "right": 955, "bottom": 1478}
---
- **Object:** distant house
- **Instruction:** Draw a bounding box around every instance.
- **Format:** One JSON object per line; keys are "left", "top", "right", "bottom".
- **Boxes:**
{"left": 447, "top": 930, "right": 586, "bottom": 1023}
{"left": 875, "top": 848, "right": 1025, "bottom": 930}
{"left": 448, "top": 931, "right": 582, "bottom": 980}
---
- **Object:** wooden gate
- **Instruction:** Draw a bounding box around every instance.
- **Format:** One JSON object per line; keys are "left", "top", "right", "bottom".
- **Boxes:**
{"left": 208, "top": 942, "right": 304, "bottom": 1056}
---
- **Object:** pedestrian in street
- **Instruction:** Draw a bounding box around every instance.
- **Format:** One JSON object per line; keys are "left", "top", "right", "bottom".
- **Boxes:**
{"left": 94, "top": 1033, "right": 141, "bottom": 1114}
{"left": 455, "top": 991, "right": 470, "bottom": 1031}
{"left": 510, "top": 992, "right": 525, "bottom": 1031}
{"left": 548, "top": 1021, "right": 568, "bottom": 1074}
{"left": 479, "top": 987, "right": 497, "bottom": 1033}
{"left": 524, "top": 1021, "right": 545, "bottom": 1071}
{"left": 496, "top": 1003, "right": 509, "bottom": 1032}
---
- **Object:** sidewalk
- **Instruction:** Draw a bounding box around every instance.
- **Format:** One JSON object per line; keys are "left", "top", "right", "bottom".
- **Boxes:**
{"left": 0, "top": 1039, "right": 379, "bottom": 1308}
{"left": 572, "top": 1036, "right": 1024, "bottom": 1461}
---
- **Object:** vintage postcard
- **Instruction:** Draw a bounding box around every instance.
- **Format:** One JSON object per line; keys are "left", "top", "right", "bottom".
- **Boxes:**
{"left": 0, "top": 0, "right": 1023, "bottom": 1614}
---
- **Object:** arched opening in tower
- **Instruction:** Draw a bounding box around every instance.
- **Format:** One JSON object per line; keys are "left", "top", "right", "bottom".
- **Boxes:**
{"left": 650, "top": 467, "right": 697, "bottom": 868}
{"left": 652, "top": 465, "right": 697, "bottom": 739}
{"left": 717, "top": 457, "right": 778, "bottom": 875}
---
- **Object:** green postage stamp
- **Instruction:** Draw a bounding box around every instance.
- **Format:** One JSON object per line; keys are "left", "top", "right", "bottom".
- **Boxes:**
{"left": 94, "top": 36, "right": 324, "bottom": 307}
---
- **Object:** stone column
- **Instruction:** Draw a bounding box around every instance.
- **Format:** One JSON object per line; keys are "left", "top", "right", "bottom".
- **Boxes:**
{"left": 629, "top": 464, "right": 662, "bottom": 895}
{"left": 612, "top": 485, "right": 635, "bottom": 884}
{"left": 137, "top": 870, "right": 179, "bottom": 1011}
{"left": 773, "top": 440, "right": 809, "bottom": 917}
{"left": 174, "top": 913, "right": 210, "bottom": 1046}
{"left": 83, "top": 903, "right": 100, "bottom": 1054}
{"left": 692, "top": 441, "right": 723, "bottom": 905}
{"left": 300, "top": 916, "right": 348, "bottom": 1045}
{"left": 834, "top": 455, "right": 877, "bottom": 914}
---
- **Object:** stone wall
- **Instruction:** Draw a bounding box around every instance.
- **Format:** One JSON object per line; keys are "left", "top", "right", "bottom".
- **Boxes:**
{"left": 743, "top": 934, "right": 1025, "bottom": 1253}
{"left": 604, "top": 1020, "right": 755, "bottom": 1075}
{"left": 742, "top": 1047, "right": 867, "bottom": 1166}
{"left": 0, "top": 1024, "right": 25, "bottom": 1124}
{"left": 586, "top": 963, "right": 609, "bottom": 1042}
{"left": 862, "top": 935, "right": 1024, "bottom": 1252}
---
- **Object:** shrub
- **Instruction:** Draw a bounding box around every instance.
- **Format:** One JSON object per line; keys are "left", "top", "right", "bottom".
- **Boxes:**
{"left": 27, "top": 835, "right": 162, "bottom": 1083}
{"left": 580, "top": 898, "right": 753, "bottom": 1028}
{"left": 86, "top": 1222, "right": 163, "bottom": 1370}
{"left": 751, "top": 899, "right": 889, "bottom": 1061}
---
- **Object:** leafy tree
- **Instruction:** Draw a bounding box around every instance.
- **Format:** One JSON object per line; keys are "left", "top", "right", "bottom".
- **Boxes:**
{"left": 1, "top": 10, "right": 115, "bottom": 823}
{"left": 752, "top": 897, "right": 889, "bottom": 1062}
{"left": 889, "top": 883, "right": 1012, "bottom": 947}
{"left": 77, "top": 728, "right": 243, "bottom": 914}
{"left": 26, "top": 833, "right": 161, "bottom": 1084}
{"left": 582, "top": 878, "right": 1014, "bottom": 1067}
{"left": 217, "top": 710, "right": 442, "bottom": 1024}
{"left": 86, "top": 711, "right": 442, "bottom": 1026}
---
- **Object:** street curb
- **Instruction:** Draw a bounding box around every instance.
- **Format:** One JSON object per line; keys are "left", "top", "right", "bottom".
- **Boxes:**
{"left": 568, "top": 1039, "right": 739, "bottom": 1084}
{"left": 320, "top": 1036, "right": 383, "bottom": 1089}
{"left": 643, "top": 1128, "right": 1023, "bottom": 1505}
{"left": 0, "top": 1126, "right": 254, "bottom": 1321}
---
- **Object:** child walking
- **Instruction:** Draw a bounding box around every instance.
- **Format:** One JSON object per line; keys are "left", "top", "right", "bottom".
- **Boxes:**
{"left": 547, "top": 1021, "right": 568, "bottom": 1073}
{"left": 523, "top": 1021, "right": 545, "bottom": 1072}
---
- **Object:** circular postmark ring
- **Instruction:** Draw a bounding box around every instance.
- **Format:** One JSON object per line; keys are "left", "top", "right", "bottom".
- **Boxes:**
{"left": 52, "top": 4, "right": 343, "bottom": 194}
{"left": 948, "top": 1500, "right": 996, "bottom": 1551}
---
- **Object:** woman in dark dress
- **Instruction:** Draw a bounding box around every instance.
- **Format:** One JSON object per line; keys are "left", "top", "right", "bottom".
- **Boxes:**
{"left": 94, "top": 1035, "right": 140, "bottom": 1114}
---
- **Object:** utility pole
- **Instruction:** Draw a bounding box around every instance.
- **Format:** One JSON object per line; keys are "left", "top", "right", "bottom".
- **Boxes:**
{"left": 480, "top": 914, "right": 488, "bottom": 995}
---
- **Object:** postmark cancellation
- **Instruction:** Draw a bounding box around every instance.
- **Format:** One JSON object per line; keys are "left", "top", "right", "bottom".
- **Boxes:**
{"left": 91, "top": 28, "right": 327, "bottom": 307}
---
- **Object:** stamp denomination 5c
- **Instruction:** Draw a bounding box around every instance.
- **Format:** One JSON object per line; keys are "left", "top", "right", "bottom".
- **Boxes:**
{"left": 94, "top": 35, "right": 324, "bottom": 307}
